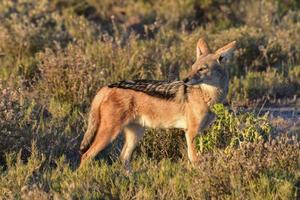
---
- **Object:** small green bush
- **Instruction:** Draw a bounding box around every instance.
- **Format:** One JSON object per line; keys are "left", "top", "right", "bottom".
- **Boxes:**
{"left": 197, "top": 104, "right": 272, "bottom": 152}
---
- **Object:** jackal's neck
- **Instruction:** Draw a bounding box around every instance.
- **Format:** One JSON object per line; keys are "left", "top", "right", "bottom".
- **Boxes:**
{"left": 200, "top": 83, "right": 228, "bottom": 106}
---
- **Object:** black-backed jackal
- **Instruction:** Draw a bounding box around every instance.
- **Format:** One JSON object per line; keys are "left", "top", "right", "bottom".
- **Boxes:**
{"left": 79, "top": 38, "right": 236, "bottom": 170}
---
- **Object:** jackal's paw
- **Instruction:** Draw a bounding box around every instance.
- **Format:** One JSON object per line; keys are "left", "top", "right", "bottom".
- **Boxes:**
{"left": 189, "top": 155, "right": 201, "bottom": 167}
{"left": 123, "top": 162, "right": 132, "bottom": 176}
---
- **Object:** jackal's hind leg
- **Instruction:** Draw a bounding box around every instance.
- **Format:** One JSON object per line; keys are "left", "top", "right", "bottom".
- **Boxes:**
{"left": 120, "top": 123, "right": 144, "bottom": 173}
{"left": 80, "top": 125, "right": 121, "bottom": 168}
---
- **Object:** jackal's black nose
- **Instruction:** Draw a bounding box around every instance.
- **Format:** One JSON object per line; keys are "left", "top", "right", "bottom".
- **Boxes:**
{"left": 183, "top": 77, "right": 189, "bottom": 83}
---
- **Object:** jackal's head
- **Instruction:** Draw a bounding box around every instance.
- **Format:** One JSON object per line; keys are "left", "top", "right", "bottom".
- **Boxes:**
{"left": 184, "top": 38, "right": 236, "bottom": 88}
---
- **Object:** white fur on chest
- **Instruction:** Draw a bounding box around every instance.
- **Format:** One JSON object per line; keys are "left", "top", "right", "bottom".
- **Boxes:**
{"left": 172, "top": 117, "right": 187, "bottom": 129}
{"left": 136, "top": 115, "right": 187, "bottom": 129}
{"left": 200, "top": 84, "right": 218, "bottom": 96}
{"left": 200, "top": 83, "right": 222, "bottom": 104}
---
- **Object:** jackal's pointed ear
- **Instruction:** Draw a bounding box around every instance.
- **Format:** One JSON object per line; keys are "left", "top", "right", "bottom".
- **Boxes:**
{"left": 196, "top": 38, "right": 211, "bottom": 59}
{"left": 215, "top": 41, "right": 236, "bottom": 64}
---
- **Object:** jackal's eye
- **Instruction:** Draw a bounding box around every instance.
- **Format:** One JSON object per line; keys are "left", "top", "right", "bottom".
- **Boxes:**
{"left": 202, "top": 64, "right": 209, "bottom": 69}
{"left": 197, "top": 64, "right": 208, "bottom": 73}
{"left": 197, "top": 68, "right": 204, "bottom": 73}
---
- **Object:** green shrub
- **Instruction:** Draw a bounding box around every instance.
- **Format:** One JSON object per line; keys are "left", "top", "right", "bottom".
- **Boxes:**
{"left": 197, "top": 104, "right": 272, "bottom": 152}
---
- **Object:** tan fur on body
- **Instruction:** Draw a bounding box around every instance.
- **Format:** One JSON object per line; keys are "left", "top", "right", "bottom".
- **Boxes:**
{"left": 79, "top": 38, "right": 236, "bottom": 170}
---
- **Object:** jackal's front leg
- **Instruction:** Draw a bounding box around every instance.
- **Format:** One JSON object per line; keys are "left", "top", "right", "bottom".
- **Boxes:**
{"left": 185, "top": 112, "right": 216, "bottom": 164}
{"left": 185, "top": 113, "right": 202, "bottom": 163}
{"left": 120, "top": 123, "right": 145, "bottom": 173}
{"left": 185, "top": 127, "right": 200, "bottom": 163}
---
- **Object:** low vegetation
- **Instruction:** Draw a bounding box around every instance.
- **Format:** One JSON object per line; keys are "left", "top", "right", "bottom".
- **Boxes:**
{"left": 0, "top": 0, "right": 299, "bottom": 199}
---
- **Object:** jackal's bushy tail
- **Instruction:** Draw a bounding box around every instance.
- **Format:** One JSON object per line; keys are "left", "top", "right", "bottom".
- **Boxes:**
{"left": 80, "top": 92, "right": 103, "bottom": 154}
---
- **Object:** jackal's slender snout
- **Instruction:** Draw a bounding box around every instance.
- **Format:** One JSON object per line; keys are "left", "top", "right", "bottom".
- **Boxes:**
{"left": 183, "top": 74, "right": 203, "bottom": 85}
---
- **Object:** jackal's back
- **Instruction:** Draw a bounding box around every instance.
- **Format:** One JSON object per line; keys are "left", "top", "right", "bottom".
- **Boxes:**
{"left": 108, "top": 80, "right": 187, "bottom": 100}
